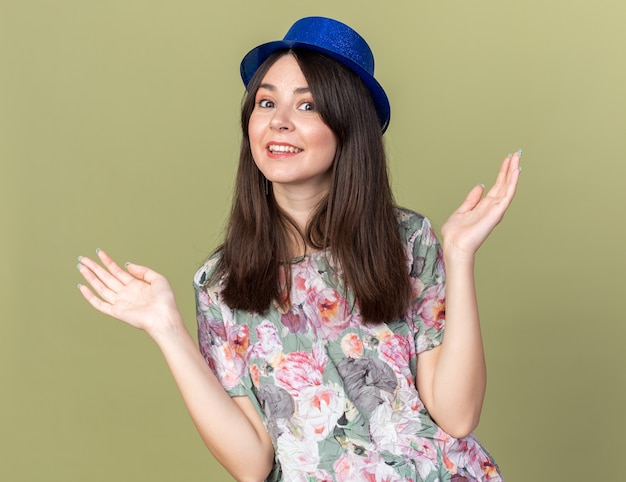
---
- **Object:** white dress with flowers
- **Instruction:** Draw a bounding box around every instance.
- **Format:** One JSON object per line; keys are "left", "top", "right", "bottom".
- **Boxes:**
{"left": 194, "top": 208, "right": 503, "bottom": 482}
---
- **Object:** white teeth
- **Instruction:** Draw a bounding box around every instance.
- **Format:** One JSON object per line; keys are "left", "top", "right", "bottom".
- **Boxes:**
{"left": 268, "top": 144, "right": 302, "bottom": 153}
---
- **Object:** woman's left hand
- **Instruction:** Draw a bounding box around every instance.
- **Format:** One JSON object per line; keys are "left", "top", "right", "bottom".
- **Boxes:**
{"left": 441, "top": 151, "right": 521, "bottom": 256}
{"left": 76, "top": 249, "right": 181, "bottom": 336}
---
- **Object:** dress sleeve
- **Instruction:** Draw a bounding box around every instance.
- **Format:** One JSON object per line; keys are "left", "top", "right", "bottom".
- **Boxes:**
{"left": 402, "top": 212, "right": 446, "bottom": 354}
{"left": 193, "top": 258, "right": 256, "bottom": 398}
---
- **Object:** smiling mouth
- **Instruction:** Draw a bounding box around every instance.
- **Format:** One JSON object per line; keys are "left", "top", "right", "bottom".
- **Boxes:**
{"left": 268, "top": 144, "right": 303, "bottom": 154}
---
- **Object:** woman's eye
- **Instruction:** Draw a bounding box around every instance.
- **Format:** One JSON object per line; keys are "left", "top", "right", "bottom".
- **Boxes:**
{"left": 298, "top": 102, "right": 315, "bottom": 111}
{"left": 258, "top": 99, "right": 274, "bottom": 108}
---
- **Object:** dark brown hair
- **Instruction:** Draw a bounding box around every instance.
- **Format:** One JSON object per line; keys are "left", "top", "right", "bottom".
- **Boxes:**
{"left": 211, "top": 49, "right": 411, "bottom": 323}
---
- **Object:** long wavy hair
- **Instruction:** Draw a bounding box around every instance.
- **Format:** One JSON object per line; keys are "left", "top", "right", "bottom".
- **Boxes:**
{"left": 211, "top": 49, "right": 412, "bottom": 324}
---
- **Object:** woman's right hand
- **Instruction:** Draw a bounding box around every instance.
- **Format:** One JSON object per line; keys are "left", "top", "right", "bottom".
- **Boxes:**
{"left": 77, "top": 249, "right": 180, "bottom": 335}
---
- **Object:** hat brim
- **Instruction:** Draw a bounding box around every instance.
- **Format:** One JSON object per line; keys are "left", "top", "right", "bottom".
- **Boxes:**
{"left": 240, "top": 40, "right": 390, "bottom": 133}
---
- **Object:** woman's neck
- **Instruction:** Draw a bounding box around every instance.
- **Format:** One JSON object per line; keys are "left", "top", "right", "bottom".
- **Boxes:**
{"left": 271, "top": 183, "right": 329, "bottom": 259}
{"left": 272, "top": 183, "right": 328, "bottom": 233}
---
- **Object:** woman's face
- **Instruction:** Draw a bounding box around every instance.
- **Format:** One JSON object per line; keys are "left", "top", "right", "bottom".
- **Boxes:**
{"left": 248, "top": 54, "right": 337, "bottom": 198}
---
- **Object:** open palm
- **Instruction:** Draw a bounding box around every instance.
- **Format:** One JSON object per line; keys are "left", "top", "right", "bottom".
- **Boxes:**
{"left": 441, "top": 152, "right": 521, "bottom": 255}
{"left": 77, "top": 249, "right": 179, "bottom": 334}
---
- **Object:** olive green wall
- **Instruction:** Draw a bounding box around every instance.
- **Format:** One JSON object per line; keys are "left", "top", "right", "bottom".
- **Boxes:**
{"left": 2, "top": 1, "right": 624, "bottom": 480}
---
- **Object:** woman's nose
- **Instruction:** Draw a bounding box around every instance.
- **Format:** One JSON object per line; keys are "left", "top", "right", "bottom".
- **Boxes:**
{"left": 270, "top": 106, "right": 294, "bottom": 131}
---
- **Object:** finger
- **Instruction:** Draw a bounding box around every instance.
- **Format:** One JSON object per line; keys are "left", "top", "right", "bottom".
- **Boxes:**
{"left": 456, "top": 184, "right": 485, "bottom": 214}
{"left": 96, "top": 249, "right": 136, "bottom": 286}
{"left": 486, "top": 151, "right": 521, "bottom": 201}
{"left": 495, "top": 151, "right": 521, "bottom": 202}
{"left": 125, "top": 262, "right": 161, "bottom": 284}
{"left": 485, "top": 154, "right": 513, "bottom": 199}
{"left": 77, "top": 260, "right": 119, "bottom": 304}
{"left": 77, "top": 253, "right": 126, "bottom": 293}
{"left": 483, "top": 153, "right": 521, "bottom": 219}
{"left": 77, "top": 283, "right": 114, "bottom": 317}
{"left": 504, "top": 152, "right": 521, "bottom": 197}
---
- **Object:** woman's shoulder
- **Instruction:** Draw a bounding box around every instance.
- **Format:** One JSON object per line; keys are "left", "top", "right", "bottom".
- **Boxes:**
{"left": 394, "top": 207, "right": 441, "bottom": 254}
{"left": 394, "top": 206, "right": 434, "bottom": 234}
{"left": 193, "top": 251, "right": 222, "bottom": 289}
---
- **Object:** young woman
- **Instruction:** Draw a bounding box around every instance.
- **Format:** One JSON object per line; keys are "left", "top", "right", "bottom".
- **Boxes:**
{"left": 77, "top": 16, "right": 520, "bottom": 482}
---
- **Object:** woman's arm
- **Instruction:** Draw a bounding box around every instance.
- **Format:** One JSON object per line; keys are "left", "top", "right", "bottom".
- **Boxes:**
{"left": 416, "top": 151, "right": 521, "bottom": 438}
{"left": 77, "top": 251, "right": 274, "bottom": 482}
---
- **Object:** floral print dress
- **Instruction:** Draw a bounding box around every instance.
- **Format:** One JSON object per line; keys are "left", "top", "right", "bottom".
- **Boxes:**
{"left": 194, "top": 209, "right": 502, "bottom": 482}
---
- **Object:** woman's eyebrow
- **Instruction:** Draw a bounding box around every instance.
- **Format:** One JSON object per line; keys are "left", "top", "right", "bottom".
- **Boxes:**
{"left": 258, "top": 83, "right": 311, "bottom": 94}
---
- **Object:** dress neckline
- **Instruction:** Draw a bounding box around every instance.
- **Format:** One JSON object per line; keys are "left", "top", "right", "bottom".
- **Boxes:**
{"left": 289, "top": 248, "right": 328, "bottom": 264}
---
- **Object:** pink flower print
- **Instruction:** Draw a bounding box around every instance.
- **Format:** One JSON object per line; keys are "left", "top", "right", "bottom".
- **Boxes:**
{"left": 333, "top": 451, "right": 405, "bottom": 482}
{"left": 295, "top": 385, "right": 345, "bottom": 441}
{"left": 275, "top": 348, "right": 326, "bottom": 395}
{"left": 206, "top": 341, "right": 247, "bottom": 391}
{"left": 309, "top": 471, "right": 334, "bottom": 482}
{"left": 410, "top": 276, "right": 425, "bottom": 300}
{"left": 294, "top": 269, "right": 309, "bottom": 292}
{"left": 333, "top": 453, "right": 376, "bottom": 481}
{"left": 417, "top": 284, "right": 446, "bottom": 330}
{"left": 411, "top": 438, "right": 440, "bottom": 480}
{"left": 291, "top": 259, "right": 327, "bottom": 304}
{"left": 196, "top": 287, "right": 211, "bottom": 309}
{"left": 433, "top": 428, "right": 459, "bottom": 473}
{"left": 231, "top": 324, "right": 249, "bottom": 358}
{"left": 312, "top": 287, "right": 341, "bottom": 320}
{"left": 371, "top": 324, "right": 394, "bottom": 344}
{"left": 250, "top": 364, "right": 260, "bottom": 388}
{"left": 197, "top": 314, "right": 228, "bottom": 352}
{"left": 341, "top": 333, "right": 363, "bottom": 358}
{"left": 481, "top": 459, "right": 500, "bottom": 479}
{"left": 199, "top": 320, "right": 249, "bottom": 392}
{"left": 281, "top": 310, "right": 308, "bottom": 334}
{"left": 333, "top": 454, "right": 359, "bottom": 481}
{"left": 249, "top": 320, "right": 283, "bottom": 360}
{"left": 379, "top": 333, "right": 413, "bottom": 385}
{"left": 304, "top": 287, "right": 350, "bottom": 340}
{"left": 412, "top": 437, "right": 438, "bottom": 462}
{"left": 441, "top": 434, "right": 503, "bottom": 481}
